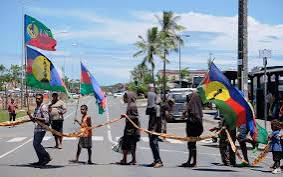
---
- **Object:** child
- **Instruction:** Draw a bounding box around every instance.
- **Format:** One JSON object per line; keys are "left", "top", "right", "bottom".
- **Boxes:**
{"left": 72, "top": 105, "right": 94, "bottom": 164}
{"left": 209, "top": 117, "right": 230, "bottom": 166}
{"left": 269, "top": 119, "right": 282, "bottom": 174}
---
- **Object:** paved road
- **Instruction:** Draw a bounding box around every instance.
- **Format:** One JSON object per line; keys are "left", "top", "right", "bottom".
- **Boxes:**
{"left": 0, "top": 96, "right": 276, "bottom": 177}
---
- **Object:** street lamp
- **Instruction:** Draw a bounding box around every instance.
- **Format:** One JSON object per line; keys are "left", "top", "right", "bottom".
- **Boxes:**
{"left": 259, "top": 49, "right": 272, "bottom": 129}
{"left": 178, "top": 34, "right": 190, "bottom": 88}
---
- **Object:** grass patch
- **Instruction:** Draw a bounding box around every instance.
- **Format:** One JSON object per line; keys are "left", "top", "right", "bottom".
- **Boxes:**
{"left": 0, "top": 110, "right": 27, "bottom": 122}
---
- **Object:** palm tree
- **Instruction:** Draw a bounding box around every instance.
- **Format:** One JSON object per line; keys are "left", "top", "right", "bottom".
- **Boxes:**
{"left": 133, "top": 27, "right": 161, "bottom": 87}
{"left": 156, "top": 11, "right": 186, "bottom": 100}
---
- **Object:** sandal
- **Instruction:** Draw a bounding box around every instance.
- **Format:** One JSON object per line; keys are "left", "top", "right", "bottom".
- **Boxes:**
{"left": 115, "top": 160, "right": 128, "bottom": 165}
{"left": 129, "top": 161, "right": 137, "bottom": 165}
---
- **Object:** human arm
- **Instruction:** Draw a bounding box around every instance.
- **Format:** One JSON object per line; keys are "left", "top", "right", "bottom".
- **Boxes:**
{"left": 74, "top": 119, "right": 82, "bottom": 126}
{"left": 27, "top": 110, "right": 35, "bottom": 122}
{"left": 87, "top": 116, "right": 92, "bottom": 127}
{"left": 60, "top": 101, "right": 67, "bottom": 115}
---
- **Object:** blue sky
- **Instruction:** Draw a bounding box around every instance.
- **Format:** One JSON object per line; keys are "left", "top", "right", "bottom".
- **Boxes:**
{"left": 1, "top": 0, "right": 283, "bottom": 85}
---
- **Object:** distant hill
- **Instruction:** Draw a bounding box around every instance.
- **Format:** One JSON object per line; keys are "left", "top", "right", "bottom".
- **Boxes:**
{"left": 101, "top": 83, "right": 125, "bottom": 93}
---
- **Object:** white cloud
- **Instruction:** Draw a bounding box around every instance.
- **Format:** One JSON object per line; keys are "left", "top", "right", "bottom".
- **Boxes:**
{"left": 28, "top": 8, "right": 283, "bottom": 83}
{"left": 29, "top": 8, "right": 283, "bottom": 55}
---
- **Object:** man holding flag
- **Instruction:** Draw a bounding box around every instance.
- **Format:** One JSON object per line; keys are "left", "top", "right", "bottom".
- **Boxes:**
{"left": 197, "top": 62, "right": 268, "bottom": 165}
{"left": 27, "top": 94, "right": 51, "bottom": 166}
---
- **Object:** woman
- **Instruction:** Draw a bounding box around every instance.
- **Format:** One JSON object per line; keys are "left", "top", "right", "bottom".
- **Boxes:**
{"left": 179, "top": 92, "right": 203, "bottom": 167}
{"left": 118, "top": 92, "right": 140, "bottom": 165}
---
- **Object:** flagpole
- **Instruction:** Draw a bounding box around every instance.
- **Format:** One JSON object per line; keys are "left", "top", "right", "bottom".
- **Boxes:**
{"left": 21, "top": 7, "right": 25, "bottom": 109}
{"left": 24, "top": 46, "right": 29, "bottom": 111}
{"left": 74, "top": 61, "right": 82, "bottom": 124}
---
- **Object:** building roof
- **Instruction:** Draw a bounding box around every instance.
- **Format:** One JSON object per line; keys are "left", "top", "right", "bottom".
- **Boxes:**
{"left": 251, "top": 66, "right": 283, "bottom": 76}
{"left": 157, "top": 69, "right": 207, "bottom": 75}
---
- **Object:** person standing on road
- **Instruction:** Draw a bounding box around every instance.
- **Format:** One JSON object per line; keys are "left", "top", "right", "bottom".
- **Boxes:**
{"left": 146, "top": 84, "right": 157, "bottom": 124}
{"left": 49, "top": 93, "right": 67, "bottom": 149}
{"left": 209, "top": 117, "right": 230, "bottom": 166}
{"left": 8, "top": 98, "right": 18, "bottom": 122}
{"left": 147, "top": 90, "right": 164, "bottom": 168}
{"left": 118, "top": 92, "right": 140, "bottom": 165}
{"left": 27, "top": 93, "right": 52, "bottom": 166}
{"left": 179, "top": 92, "right": 203, "bottom": 167}
{"left": 72, "top": 104, "right": 94, "bottom": 164}
{"left": 269, "top": 119, "right": 282, "bottom": 174}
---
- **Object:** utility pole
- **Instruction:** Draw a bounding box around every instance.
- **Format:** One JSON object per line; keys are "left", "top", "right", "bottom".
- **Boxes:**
{"left": 259, "top": 49, "right": 271, "bottom": 129}
{"left": 237, "top": 0, "right": 249, "bottom": 98}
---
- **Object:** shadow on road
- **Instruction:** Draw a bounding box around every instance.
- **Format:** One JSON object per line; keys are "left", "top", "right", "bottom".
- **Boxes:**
{"left": 192, "top": 168, "right": 237, "bottom": 172}
{"left": 250, "top": 169, "right": 272, "bottom": 173}
{"left": 201, "top": 144, "right": 264, "bottom": 151}
{"left": 10, "top": 164, "right": 65, "bottom": 169}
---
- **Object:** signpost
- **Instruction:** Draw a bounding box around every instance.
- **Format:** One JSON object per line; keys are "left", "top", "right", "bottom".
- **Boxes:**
{"left": 259, "top": 49, "right": 272, "bottom": 129}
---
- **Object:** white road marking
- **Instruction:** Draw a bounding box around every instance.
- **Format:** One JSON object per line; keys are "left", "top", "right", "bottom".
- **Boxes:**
{"left": 92, "top": 136, "right": 104, "bottom": 141}
{"left": 43, "top": 136, "right": 52, "bottom": 141}
{"left": 0, "top": 138, "right": 33, "bottom": 159}
{"left": 141, "top": 137, "right": 149, "bottom": 142}
{"left": 199, "top": 138, "right": 214, "bottom": 144}
{"left": 106, "top": 98, "right": 116, "bottom": 144}
{"left": 166, "top": 139, "right": 184, "bottom": 144}
{"left": 63, "top": 137, "right": 77, "bottom": 141}
{"left": 0, "top": 107, "right": 77, "bottom": 159}
{"left": 7, "top": 137, "right": 27, "bottom": 143}
{"left": 63, "top": 136, "right": 104, "bottom": 141}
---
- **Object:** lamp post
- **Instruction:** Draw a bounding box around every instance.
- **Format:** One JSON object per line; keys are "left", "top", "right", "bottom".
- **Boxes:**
{"left": 259, "top": 49, "right": 271, "bottom": 129}
{"left": 178, "top": 35, "right": 190, "bottom": 88}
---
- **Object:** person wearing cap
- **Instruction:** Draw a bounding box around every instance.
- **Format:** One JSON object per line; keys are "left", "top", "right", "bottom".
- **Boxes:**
{"left": 49, "top": 93, "right": 67, "bottom": 149}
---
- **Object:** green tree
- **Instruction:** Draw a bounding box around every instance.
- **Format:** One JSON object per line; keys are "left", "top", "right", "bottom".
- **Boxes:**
{"left": 133, "top": 27, "right": 162, "bottom": 87}
{"left": 0, "top": 64, "right": 6, "bottom": 90}
{"left": 156, "top": 74, "right": 170, "bottom": 93}
{"left": 156, "top": 11, "right": 186, "bottom": 99}
{"left": 9, "top": 64, "right": 21, "bottom": 88}
{"left": 130, "top": 64, "right": 152, "bottom": 84}
{"left": 180, "top": 67, "right": 189, "bottom": 80}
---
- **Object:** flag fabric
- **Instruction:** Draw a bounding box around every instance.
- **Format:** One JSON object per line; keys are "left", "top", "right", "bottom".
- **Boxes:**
{"left": 26, "top": 46, "right": 67, "bottom": 92}
{"left": 80, "top": 62, "right": 106, "bottom": 114}
{"left": 24, "top": 15, "right": 57, "bottom": 51}
{"left": 197, "top": 62, "right": 268, "bottom": 144}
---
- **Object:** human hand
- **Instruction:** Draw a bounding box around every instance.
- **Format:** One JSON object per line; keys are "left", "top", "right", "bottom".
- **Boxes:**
{"left": 121, "top": 114, "right": 127, "bottom": 118}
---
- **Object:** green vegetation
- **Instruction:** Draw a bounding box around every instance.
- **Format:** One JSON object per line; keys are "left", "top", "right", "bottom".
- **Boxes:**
{"left": 132, "top": 11, "right": 186, "bottom": 95}
{"left": 0, "top": 110, "right": 27, "bottom": 122}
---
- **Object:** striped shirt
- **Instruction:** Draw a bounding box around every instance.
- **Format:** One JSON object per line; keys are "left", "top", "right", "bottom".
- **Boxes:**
{"left": 33, "top": 103, "right": 49, "bottom": 132}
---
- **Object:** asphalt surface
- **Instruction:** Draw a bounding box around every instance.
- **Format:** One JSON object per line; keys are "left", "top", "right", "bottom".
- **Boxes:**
{"left": 0, "top": 96, "right": 277, "bottom": 177}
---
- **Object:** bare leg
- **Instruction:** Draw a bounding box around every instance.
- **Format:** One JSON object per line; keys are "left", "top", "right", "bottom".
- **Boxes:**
{"left": 120, "top": 150, "right": 128, "bottom": 164}
{"left": 87, "top": 148, "right": 93, "bottom": 164}
{"left": 59, "top": 136, "right": 63, "bottom": 148}
{"left": 54, "top": 136, "right": 59, "bottom": 148}
{"left": 130, "top": 146, "right": 136, "bottom": 164}
{"left": 75, "top": 144, "right": 81, "bottom": 161}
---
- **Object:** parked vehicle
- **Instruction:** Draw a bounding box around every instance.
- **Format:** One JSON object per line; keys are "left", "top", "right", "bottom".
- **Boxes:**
{"left": 167, "top": 88, "right": 196, "bottom": 122}
{"left": 113, "top": 92, "right": 124, "bottom": 98}
{"left": 70, "top": 93, "right": 80, "bottom": 99}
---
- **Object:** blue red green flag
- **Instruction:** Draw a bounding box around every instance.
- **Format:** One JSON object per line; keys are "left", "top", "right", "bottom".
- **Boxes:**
{"left": 197, "top": 62, "right": 268, "bottom": 144}
{"left": 26, "top": 46, "right": 67, "bottom": 93}
{"left": 24, "top": 15, "right": 57, "bottom": 51}
{"left": 81, "top": 62, "right": 106, "bottom": 114}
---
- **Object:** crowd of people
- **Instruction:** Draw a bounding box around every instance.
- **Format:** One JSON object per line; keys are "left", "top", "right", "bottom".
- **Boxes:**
{"left": 12, "top": 85, "right": 282, "bottom": 174}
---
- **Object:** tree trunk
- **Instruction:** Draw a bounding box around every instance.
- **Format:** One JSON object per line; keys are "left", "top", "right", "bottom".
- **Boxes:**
{"left": 151, "top": 64, "right": 156, "bottom": 89}
{"left": 163, "top": 54, "right": 166, "bottom": 102}
{"left": 5, "top": 84, "right": 7, "bottom": 110}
